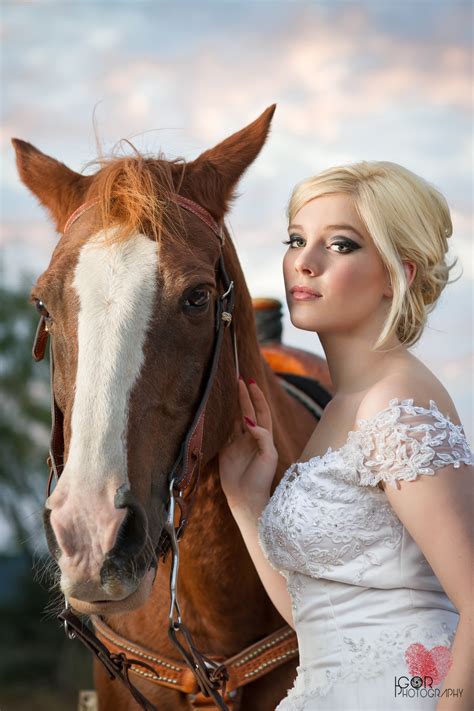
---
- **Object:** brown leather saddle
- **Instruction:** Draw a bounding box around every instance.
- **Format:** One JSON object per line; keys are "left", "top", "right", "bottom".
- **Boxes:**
{"left": 253, "top": 297, "right": 333, "bottom": 418}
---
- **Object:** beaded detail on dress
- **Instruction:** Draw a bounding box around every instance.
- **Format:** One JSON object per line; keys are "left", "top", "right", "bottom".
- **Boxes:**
{"left": 258, "top": 459, "right": 403, "bottom": 584}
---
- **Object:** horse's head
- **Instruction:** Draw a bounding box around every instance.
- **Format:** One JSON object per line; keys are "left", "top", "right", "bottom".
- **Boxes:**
{"left": 13, "top": 105, "right": 275, "bottom": 615}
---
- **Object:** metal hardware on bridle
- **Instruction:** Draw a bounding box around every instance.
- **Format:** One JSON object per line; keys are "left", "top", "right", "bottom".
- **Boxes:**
{"left": 164, "top": 477, "right": 229, "bottom": 709}
{"left": 33, "top": 193, "right": 239, "bottom": 711}
{"left": 58, "top": 605, "right": 160, "bottom": 711}
{"left": 63, "top": 599, "right": 77, "bottom": 641}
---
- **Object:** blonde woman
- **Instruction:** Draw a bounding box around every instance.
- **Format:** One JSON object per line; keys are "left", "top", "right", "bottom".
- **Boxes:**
{"left": 219, "top": 162, "right": 473, "bottom": 711}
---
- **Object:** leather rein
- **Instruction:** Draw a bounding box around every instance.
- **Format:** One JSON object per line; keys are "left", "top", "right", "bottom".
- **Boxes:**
{"left": 32, "top": 194, "right": 298, "bottom": 710}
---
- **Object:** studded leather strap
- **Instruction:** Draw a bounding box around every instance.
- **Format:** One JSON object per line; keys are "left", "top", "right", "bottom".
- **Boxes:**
{"left": 92, "top": 616, "right": 298, "bottom": 707}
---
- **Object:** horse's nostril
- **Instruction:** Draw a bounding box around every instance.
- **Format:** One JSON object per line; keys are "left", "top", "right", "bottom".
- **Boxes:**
{"left": 111, "top": 487, "right": 148, "bottom": 555}
{"left": 115, "top": 508, "right": 134, "bottom": 549}
{"left": 112, "top": 503, "right": 147, "bottom": 558}
{"left": 101, "top": 502, "right": 149, "bottom": 588}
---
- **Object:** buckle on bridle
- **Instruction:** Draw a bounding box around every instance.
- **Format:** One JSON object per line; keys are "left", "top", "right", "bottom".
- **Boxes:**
{"left": 217, "top": 281, "right": 234, "bottom": 329}
{"left": 221, "top": 312, "right": 232, "bottom": 326}
{"left": 62, "top": 599, "right": 77, "bottom": 640}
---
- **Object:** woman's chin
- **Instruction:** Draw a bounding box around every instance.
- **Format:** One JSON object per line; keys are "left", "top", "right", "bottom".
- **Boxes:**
{"left": 289, "top": 314, "right": 320, "bottom": 332}
{"left": 67, "top": 568, "right": 155, "bottom": 616}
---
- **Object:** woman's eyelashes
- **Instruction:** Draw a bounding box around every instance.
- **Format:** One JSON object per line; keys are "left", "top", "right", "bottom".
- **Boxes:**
{"left": 282, "top": 234, "right": 305, "bottom": 248}
{"left": 330, "top": 238, "right": 361, "bottom": 254}
{"left": 282, "top": 234, "right": 361, "bottom": 253}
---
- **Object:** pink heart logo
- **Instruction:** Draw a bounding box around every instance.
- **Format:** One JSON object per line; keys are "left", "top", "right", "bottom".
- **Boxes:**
{"left": 405, "top": 643, "right": 453, "bottom": 686}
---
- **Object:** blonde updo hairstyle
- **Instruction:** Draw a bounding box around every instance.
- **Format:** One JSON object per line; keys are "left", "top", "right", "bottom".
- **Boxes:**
{"left": 287, "top": 161, "right": 458, "bottom": 350}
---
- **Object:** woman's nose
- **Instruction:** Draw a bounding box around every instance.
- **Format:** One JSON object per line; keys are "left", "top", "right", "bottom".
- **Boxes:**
{"left": 293, "top": 248, "right": 321, "bottom": 276}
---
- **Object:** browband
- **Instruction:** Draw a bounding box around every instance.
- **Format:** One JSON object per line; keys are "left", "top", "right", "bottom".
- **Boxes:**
{"left": 62, "top": 194, "right": 223, "bottom": 243}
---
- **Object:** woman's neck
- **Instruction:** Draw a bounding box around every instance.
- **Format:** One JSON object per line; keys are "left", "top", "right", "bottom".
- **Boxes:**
{"left": 318, "top": 330, "right": 412, "bottom": 397}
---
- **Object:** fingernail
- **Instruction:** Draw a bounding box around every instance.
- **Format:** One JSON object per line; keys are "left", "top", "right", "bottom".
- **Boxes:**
{"left": 248, "top": 378, "right": 256, "bottom": 385}
{"left": 238, "top": 375, "right": 244, "bottom": 381}
{"left": 244, "top": 416, "right": 256, "bottom": 427}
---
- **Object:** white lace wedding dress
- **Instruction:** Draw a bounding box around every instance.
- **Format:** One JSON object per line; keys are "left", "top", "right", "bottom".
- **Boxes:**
{"left": 258, "top": 398, "right": 473, "bottom": 710}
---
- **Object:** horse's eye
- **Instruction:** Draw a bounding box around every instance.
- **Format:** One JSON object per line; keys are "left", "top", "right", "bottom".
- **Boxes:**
{"left": 184, "top": 288, "right": 210, "bottom": 309}
{"left": 35, "top": 299, "right": 50, "bottom": 318}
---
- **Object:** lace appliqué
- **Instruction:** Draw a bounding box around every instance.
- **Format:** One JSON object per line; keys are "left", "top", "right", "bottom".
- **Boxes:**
{"left": 339, "top": 620, "right": 456, "bottom": 684}
{"left": 285, "top": 572, "right": 306, "bottom": 622}
{"left": 351, "top": 398, "right": 473, "bottom": 488}
{"left": 275, "top": 621, "right": 457, "bottom": 709}
{"left": 258, "top": 454, "right": 402, "bottom": 582}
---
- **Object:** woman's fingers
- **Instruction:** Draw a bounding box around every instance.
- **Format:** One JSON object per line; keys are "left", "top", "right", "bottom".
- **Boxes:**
{"left": 237, "top": 376, "right": 273, "bottom": 436}
{"left": 229, "top": 378, "right": 255, "bottom": 442}
{"left": 238, "top": 377, "right": 257, "bottom": 423}
{"left": 247, "top": 379, "right": 273, "bottom": 434}
{"left": 243, "top": 417, "right": 277, "bottom": 461}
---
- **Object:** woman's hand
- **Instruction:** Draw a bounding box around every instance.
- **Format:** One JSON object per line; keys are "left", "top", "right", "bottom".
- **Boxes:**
{"left": 218, "top": 377, "right": 278, "bottom": 515}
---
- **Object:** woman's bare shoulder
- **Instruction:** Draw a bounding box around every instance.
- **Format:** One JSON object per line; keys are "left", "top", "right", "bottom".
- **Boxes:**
{"left": 356, "top": 355, "right": 461, "bottom": 426}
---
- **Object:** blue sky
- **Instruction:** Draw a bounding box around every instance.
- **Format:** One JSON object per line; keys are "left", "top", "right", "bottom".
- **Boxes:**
{"left": 1, "top": 0, "right": 472, "bottom": 440}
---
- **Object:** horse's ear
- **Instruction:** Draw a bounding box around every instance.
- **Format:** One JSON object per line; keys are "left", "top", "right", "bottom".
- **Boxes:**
{"left": 185, "top": 104, "right": 276, "bottom": 221}
{"left": 12, "top": 139, "right": 91, "bottom": 233}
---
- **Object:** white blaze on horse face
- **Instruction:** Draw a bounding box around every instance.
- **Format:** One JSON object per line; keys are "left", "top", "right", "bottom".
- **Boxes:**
{"left": 67, "top": 229, "right": 158, "bottom": 490}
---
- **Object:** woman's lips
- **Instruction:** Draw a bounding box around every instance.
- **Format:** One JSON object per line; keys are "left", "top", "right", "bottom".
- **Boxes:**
{"left": 290, "top": 287, "right": 322, "bottom": 301}
{"left": 291, "top": 292, "right": 321, "bottom": 301}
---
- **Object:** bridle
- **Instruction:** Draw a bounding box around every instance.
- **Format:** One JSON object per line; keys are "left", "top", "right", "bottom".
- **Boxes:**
{"left": 33, "top": 193, "right": 241, "bottom": 710}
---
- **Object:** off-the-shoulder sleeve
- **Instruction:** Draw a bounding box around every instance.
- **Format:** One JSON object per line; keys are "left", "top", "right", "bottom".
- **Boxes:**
{"left": 350, "top": 398, "right": 473, "bottom": 488}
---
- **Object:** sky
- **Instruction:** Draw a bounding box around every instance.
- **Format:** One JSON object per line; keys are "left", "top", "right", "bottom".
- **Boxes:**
{"left": 1, "top": 0, "right": 473, "bottom": 442}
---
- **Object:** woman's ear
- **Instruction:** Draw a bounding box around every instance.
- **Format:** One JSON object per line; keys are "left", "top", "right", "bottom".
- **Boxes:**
{"left": 383, "top": 261, "right": 417, "bottom": 298}
{"left": 403, "top": 260, "right": 417, "bottom": 288}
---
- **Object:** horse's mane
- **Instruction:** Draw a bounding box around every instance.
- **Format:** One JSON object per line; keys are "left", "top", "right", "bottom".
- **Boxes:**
{"left": 84, "top": 149, "right": 189, "bottom": 245}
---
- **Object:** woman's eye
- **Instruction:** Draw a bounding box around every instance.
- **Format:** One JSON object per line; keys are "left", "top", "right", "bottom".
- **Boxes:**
{"left": 282, "top": 234, "right": 305, "bottom": 249}
{"left": 329, "top": 238, "right": 360, "bottom": 254}
{"left": 282, "top": 234, "right": 360, "bottom": 253}
{"left": 184, "top": 287, "right": 211, "bottom": 308}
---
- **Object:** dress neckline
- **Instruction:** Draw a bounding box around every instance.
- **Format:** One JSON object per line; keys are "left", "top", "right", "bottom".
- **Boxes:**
{"left": 294, "top": 396, "right": 457, "bottom": 467}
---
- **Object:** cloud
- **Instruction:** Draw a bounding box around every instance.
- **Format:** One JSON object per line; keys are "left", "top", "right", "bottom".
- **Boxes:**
{"left": 2, "top": 1, "right": 472, "bottom": 439}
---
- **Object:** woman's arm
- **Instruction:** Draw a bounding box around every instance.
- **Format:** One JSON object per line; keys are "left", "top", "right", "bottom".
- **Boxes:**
{"left": 230, "top": 500, "right": 295, "bottom": 628}
{"left": 384, "top": 465, "right": 473, "bottom": 710}
{"left": 218, "top": 377, "right": 295, "bottom": 628}
{"left": 357, "top": 383, "right": 473, "bottom": 710}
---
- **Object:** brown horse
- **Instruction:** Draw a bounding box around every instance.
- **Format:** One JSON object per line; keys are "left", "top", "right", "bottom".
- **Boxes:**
{"left": 13, "top": 106, "right": 322, "bottom": 710}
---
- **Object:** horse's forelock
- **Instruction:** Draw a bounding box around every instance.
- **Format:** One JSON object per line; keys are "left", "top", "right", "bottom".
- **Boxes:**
{"left": 84, "top": 153, "right": 189, "bottom": 247}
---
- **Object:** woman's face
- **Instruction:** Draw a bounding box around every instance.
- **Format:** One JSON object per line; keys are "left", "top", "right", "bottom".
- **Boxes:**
{"left": 283, "top": 193, "right": 392, "bottom": 337}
